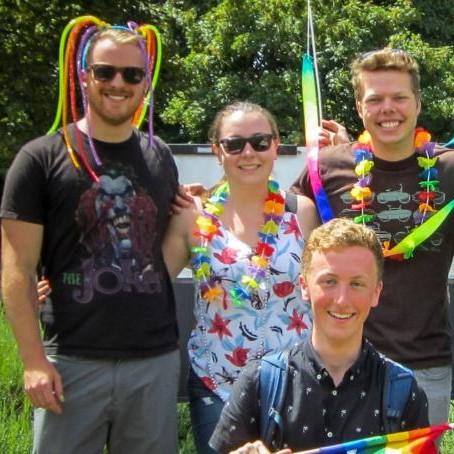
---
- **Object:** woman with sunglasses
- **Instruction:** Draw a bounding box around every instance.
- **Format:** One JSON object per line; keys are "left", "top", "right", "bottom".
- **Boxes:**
{"left": 163, "top": 101, "right": 319, "bottom": 453}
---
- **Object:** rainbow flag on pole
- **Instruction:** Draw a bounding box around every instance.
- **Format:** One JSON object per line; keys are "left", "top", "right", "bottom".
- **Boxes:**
{"left": 295, "top": 423, "right": 453, "bottom": 453}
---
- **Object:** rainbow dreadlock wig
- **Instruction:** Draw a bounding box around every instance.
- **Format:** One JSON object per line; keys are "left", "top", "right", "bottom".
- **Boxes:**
{"left": 47, "top": 15, "right": 162, "bottom": 183}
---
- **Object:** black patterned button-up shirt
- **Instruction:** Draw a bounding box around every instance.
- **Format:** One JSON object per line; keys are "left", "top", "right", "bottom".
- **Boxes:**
{"left": 210, "top": 337, "right": 429, "bottom": 452}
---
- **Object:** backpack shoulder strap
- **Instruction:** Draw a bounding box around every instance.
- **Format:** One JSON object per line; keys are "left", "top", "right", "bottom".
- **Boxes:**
{"left": 259, "top": 350, "right": 289, "bottom": 448}
{"left": 382, "top": 358, "right": 414, "bottom": 433}
{"left": 284, "top": 191, "right": 298, "bottom": 214}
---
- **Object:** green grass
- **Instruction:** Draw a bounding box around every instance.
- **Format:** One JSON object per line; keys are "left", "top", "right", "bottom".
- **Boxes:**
{"left": 0, "top": 307, "right": 33, "bottom": 453}
{"left": 0, "top": 306, "right": 452, "bottom": 453}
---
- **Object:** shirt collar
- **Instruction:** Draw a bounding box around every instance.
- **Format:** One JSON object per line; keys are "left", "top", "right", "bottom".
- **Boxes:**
{"left": 300, "top": 335, "right": 371, "bottom": 382}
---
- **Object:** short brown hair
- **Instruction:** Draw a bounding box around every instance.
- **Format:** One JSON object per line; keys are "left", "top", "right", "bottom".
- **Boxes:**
{"left": 351, "top": 48, "right": 420, "bottom": 101}
{"left": 86, "top": 28, "right": 145, "bottom": 65}
{"left": 302, "top": 218, "right": 384, "bottom": 281}
{"left": 208, "top": 101, "right": 280, "bottom": 143}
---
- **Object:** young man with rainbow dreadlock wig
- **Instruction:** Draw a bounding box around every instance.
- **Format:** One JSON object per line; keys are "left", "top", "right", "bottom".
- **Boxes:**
{"left": 1, "top": 18, "right": 180, "bottom": 453}
{"left": 292, "top": 47, "right": 454, "bottom": 428}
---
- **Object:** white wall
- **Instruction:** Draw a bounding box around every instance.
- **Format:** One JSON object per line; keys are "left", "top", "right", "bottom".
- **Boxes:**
{"left": 173, "top": 148, "right": 307, "bottom": 190}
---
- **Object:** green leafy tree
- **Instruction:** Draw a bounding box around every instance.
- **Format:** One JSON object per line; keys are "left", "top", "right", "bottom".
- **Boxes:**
{"left": 0, "top": 0, "right": 173, "bottom": 170}
{"left": 161, "top": 0, "right": 454, "bottom": 143}
{"left": 0, "top": 0, "right": 453, "bottom": 172}
{"left": 314, "top": 0, "right": 454, "bottom": 140}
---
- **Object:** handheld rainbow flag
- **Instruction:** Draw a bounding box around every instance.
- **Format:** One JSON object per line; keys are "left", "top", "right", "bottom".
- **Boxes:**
{"left": 294, "top": 423, "right": 453, "bottom": 453}
{"left": 302, "top": 0, "right": 334, "bottom": 222}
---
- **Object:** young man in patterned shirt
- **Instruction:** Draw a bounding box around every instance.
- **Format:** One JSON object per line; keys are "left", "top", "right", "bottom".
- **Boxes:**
{"left": 209, "top": 218, "right": 429, "bottom": 453}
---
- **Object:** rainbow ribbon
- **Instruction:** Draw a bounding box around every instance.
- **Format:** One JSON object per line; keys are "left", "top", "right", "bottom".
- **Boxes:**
{"left": 302, "top": 54, "right": 334, "bottom": 222}
{"left": 384, "top": 198, "right": 454, "bottom": 259}
{"left": 295, "top": 422, "right": 453, "bottom": 453}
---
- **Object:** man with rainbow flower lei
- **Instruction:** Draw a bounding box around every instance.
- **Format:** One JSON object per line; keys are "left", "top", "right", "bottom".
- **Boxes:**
{"left": 293, "top": 47, "right": 454, "bottom": 429}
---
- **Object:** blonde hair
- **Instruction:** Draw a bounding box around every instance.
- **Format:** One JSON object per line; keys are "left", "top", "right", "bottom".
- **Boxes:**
{"left": 302, "top": 218, "right": 384, "bottom": 281}
{"left": 351, "top": 48, "right": 420, "bottom": 101}
{"left": 86, "top": 28, "right": 145, "bottom": 64}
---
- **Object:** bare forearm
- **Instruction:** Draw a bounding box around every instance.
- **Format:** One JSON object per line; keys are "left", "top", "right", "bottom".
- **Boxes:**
{"left": 2, "top": 267, "right": 46, "bottom": 367}
{"left": 1, "top": 217, "right": 63, "bottom": 413}
{"left": 2, "top": 265, "right": 64, "bottom": 413}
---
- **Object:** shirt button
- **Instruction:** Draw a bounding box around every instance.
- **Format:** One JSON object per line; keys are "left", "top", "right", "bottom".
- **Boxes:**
{"left": 327, "top": 431, "right": 333, "bottom": 438}
{"left": 332, "top": 390, "right": 337, "bottom": 396}
{"left": 316, "top": 374, "right": 322, "bottom": 380}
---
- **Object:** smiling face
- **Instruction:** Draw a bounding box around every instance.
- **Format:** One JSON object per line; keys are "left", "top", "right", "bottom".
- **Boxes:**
{"left": 356, "top": 69, "right": 421, "bottom": 160}
{"left": 84, "top": 37, "right": 147, "bottom": 132}
{"left": 212, "top": 111, "right": 279, "bottom": 187}
{"left": 301, "top": 246, "right": 382, "bottom": 352}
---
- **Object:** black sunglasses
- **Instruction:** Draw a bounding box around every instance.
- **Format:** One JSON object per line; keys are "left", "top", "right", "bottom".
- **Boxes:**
{"left": 89, "top": 64, "right": 146, "bottom": 85}
{"left": 218, "top": 133, "right": 274, "bottom": 155}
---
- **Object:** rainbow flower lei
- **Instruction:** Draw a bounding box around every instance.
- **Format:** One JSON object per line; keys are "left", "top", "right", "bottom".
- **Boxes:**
{"left": 191, "top": 179, "right": 285, "bottom": 306}
{"left": 351, "top": 127, "right": 438, "bottom": 259}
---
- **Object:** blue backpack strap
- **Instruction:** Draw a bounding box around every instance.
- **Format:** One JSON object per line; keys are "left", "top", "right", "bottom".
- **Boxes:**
{"left": 382, "top": 357, "right": 414, "bottom": 433}
{"left": 259, "top": 350, "right": 289, "bottom": 448}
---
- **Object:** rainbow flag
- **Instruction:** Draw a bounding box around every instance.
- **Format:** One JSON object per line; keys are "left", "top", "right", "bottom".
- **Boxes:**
{"left": 295, "top": 423, "right": 453, "bottom": 453}
{"left": 302, "top": 53, "right": 334, "bottom": 223}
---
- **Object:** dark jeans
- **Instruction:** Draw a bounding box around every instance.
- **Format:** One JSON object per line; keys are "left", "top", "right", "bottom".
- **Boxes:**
{"left": 188, "top": 368, "right": 225, "bottom": 454}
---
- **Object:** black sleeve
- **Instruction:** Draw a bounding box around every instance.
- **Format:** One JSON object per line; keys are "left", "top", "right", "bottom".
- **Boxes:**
{"left": 152, "top": 135, "right": 179, "bottom": 192}
{"left": 400, "top": 378, "right": 430, "bottom": 430}
{"left": 289, "top": 167, "right": 315, "bottom": 200}
{"left": 0, "top": 146, "right": 46, "bottom": 224}
{"left": 209, "top": 361, "right": 261, "bottom": 453}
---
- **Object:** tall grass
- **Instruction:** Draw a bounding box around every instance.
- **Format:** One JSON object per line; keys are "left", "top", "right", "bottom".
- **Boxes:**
{"left": 0, "top": 306, "right": 452, "bottom": 453}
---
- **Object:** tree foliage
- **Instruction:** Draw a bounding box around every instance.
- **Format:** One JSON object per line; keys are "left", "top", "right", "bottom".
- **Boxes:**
{"left": 162, "top": 0, "right": 454, "bottom": 143}
{"left": 0, "top": 0, "right": 453, "bottom": 170}
{"left": 0, "top": 0, "right": 171, "bottom": 169}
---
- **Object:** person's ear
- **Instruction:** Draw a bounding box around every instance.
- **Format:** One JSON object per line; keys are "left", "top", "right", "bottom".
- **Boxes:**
{"left": 212, "top": 143, "right": 223, "bottom": 165}
{"left": 371, "top": 280, "right": 383, "bottom": 308}
{"left": 356, "top": 99, "right": 363, "bottom": 119}
{"left": 416, "top": 97, "right": 421, "bottom": 116}
{"left": 80, "top": 70, "right": 88, "bottom": 88}
{"left": 273, "top": 139, "right": 280, "bottom": 160}
{"left": 299, "top": 274, "right": 310, "bottom": 301}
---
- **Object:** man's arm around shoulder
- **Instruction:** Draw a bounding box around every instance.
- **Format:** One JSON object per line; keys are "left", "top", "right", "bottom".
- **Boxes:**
{"left": 1, "top": 219, "right": 63, "bottom": 414}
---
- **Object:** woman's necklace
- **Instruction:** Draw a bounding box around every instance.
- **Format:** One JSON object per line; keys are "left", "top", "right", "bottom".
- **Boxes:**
{"left": 192, "top": 179, "right": 285, "bottom": 306}
{"left": 351, "top": 128, "right": 438, "bottom": 259}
